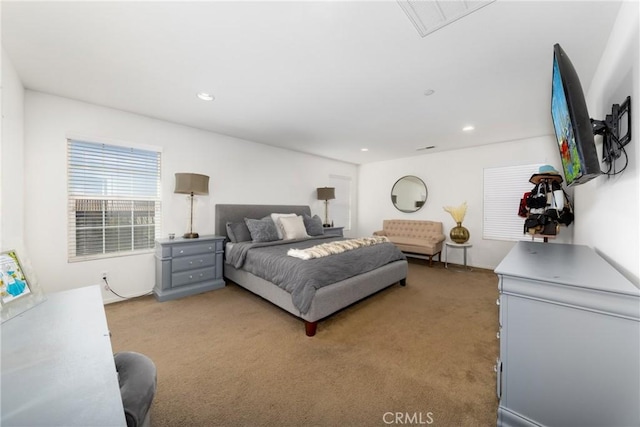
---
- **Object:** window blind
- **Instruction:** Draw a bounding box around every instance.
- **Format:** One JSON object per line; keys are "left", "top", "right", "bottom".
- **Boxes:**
{"left": 483, "top": 164, "right": 542, "bottom": 241}
{"left": 67, "top": 139, "right": 161, "bottom": 261}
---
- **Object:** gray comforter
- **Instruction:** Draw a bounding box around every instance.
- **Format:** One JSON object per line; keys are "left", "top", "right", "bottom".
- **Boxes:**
{"left": 225, "top": 236, "right": 406, "bottom": 314}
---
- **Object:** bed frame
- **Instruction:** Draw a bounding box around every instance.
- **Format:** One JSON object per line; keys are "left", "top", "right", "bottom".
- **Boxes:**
{"left": 215, "top": 204, "right": 408, "bottom": 336}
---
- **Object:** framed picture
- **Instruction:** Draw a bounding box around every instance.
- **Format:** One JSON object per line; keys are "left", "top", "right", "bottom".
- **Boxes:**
{"left": 0, "top": 250, "right": 45, "bottom": 323}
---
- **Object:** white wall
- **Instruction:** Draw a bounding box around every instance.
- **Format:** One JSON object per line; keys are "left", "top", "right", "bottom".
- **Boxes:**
{"left": 576, "top": 0, "right": 639, "bottom": 284}
{"left": 1, "top": 49, "right": 25, "bottom": 254}
{"left": 23, "top": 91, "right": 357, "bottom": 302}
{"left": 359, "top": 3, "right": 640, "bottom": 280}
{"left": 358, "top": 136, "right": 570, "bottom": 270}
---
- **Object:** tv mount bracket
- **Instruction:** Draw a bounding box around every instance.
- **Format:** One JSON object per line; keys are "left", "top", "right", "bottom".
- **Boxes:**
{"left": 591, "top": 96, "right": 632, "bottom": 163}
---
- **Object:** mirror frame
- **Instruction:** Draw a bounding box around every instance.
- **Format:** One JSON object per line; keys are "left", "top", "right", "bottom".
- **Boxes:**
{"left": 391, "top": 175, "right": 428, "bottom": 213}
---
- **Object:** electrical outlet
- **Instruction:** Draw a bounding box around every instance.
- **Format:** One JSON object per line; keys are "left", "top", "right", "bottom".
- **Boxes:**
{"left": 101, "top": 271, "right": 109, "bottom": 291}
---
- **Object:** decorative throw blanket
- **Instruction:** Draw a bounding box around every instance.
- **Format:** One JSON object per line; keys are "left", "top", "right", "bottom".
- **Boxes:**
{"left": 287, "top": 236, "right": 390, "bottom": 260}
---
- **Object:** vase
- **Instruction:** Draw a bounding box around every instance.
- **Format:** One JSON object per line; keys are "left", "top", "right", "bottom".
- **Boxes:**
{"left": 450, "top": 222, "right": 470, "bottom": 244}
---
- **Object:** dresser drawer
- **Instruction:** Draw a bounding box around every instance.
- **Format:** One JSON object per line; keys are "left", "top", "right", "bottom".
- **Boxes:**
{"left": 171, "top": 241, "right": 220, "bottom": 257}
{"left": 172, "top": 253, "right": 215, "bottom": 273}
{"left": 172, "top": 267, "right": 217, "bottom": 288}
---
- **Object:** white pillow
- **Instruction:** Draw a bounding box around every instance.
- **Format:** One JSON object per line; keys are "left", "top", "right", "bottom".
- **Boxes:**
{"left": 270, "top": 213, "right": 297, "bottom": 239}
{"left": 279, "top": 216, "right": 310, "bottom": 240}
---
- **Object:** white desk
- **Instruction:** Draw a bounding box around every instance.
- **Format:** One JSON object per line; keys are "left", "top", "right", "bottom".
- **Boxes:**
{"left": 444, "top": 242, "right": 472, "bottom": 270}
{"left": 1, "top": 285, "right": 126, "bottom": 426}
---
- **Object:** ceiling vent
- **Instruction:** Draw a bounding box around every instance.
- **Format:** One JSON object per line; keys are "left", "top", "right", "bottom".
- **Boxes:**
{"left": 397, "top": 0, "right": 496, "bottom": 37}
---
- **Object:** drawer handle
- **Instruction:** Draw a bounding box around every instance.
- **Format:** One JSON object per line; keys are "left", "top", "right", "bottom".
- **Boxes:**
{"left": 495, "top": 358, "right": 502, "bottom": 399}
{"left": 179, "top": 250, "right": 184, "bottom": 254}
{"left": 199, "top": 259, "right": 203, "bottom": 263}
{"left": 496, "top": 331, "right": 500, "bottom": 339}
{"left": 189, "top": 275, "right": 193, "bottom": 279}
{"left": 496, "top": 298, "right": 500, "bottom": 306}
{"left": 189, "top": 261, "right": 193, "bottom": 265}
{"left": 199, "top": 273, "right": 204, "bottom": 277}
{"left": 208, "top": 246, "right": 213, "bottom": 250}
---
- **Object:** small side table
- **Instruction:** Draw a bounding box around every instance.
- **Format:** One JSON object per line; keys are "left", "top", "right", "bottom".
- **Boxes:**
{"left": 445, "top": 242, "right": 472, "bottom": 270}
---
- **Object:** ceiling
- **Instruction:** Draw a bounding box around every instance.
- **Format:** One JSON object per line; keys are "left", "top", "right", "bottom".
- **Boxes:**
{"left": 1, "top": 1, "right": 622, "bottom": 164}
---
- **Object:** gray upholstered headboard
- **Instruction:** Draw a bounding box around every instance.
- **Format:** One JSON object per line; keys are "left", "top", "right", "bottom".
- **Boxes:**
{"left": 215, "top": 204, "right": 312, "bottom": 238}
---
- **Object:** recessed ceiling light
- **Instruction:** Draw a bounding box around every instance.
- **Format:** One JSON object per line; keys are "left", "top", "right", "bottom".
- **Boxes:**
{"left": 361, "top": 148, "right": 369, "bottom": 152}
{"left": 197, "top": 92, "right": 214, "bottom": 101}
{"left": 462, "top": 125, "right": 475, "bottom": 132}
{"left": 424, "top": 89, "right": 435, "bottom": 96}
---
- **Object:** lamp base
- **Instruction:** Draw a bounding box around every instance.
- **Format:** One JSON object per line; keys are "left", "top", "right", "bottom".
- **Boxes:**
{"left": 183, "top": 232, "right": 199, "bottom": 239}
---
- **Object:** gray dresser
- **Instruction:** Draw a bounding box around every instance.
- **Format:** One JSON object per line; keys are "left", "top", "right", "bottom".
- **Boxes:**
{"left": 154, "top": 235, "right": 225, "bottom": 302}
{"left": 494, "top": 241, "right": 640, "bottom": 427}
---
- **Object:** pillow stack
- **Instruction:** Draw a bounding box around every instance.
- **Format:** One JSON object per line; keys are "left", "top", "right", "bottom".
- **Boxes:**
{"left": 226, "top": 212, "right": 326, "bottom": 243}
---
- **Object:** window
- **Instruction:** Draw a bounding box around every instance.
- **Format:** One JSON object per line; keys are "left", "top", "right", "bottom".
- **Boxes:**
{"left": 483, "top": 164, "right": 542, "bottom": 241}
{"left": 67, "top": 139, "right": 161, "bottom": 261}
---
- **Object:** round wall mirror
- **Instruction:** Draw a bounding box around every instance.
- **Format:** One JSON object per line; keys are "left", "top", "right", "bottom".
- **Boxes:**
{"left": 391, "top": 176, "right": 428, "bottom": 213}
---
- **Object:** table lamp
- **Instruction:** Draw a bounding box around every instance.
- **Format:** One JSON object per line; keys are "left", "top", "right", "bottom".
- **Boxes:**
{"left": 316, "top": 187, "right": 335, "bottom": 227}
{"left": 175, "top": 173, "right": 209, "bottom": 238}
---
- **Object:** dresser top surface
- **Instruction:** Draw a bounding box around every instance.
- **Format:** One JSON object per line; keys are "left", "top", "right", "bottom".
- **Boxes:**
{"left": 495, "top": 241, "right": 639, "bottom": 296}
{"left": 156, "top": 234, "right": 225, "bottom": 245}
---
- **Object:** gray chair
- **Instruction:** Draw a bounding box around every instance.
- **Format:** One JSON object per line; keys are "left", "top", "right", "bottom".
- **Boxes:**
{"left": 114, "top": 351, "right": 157, "bottom": 427}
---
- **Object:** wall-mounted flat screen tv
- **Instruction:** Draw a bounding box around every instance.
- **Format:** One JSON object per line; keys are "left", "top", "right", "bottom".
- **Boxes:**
{"left": 551, "top": 43, "right": 601, "bottom": 186}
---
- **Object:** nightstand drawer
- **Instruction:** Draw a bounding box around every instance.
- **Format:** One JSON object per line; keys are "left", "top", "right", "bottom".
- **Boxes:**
{"left": 172, "top": 267, "right": 217, "bottom": 287}
{"left": 323, "top": 226, "right": 344, "bottom": 237}
{"left": 171, "top": 241, "right": 219, "bottom": 257}
{"left": 172, "top": 253, "right": 215, "bottom": 273}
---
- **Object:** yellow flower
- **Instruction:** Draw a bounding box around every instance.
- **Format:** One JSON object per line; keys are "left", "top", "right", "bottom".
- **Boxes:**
{"left": 443, "top": 202, "right": 467, "bottom": 223}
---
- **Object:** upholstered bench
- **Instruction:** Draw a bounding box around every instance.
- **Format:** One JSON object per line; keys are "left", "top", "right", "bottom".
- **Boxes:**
{"left": 374, "top": 219, "right": 446, "bottom": 266}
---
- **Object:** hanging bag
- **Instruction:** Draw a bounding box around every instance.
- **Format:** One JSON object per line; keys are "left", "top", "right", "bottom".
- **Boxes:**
{"left": 526, "top": 182, "right": 548, "bottom": 209}
{"left": 556, "top": 190, "right": 574, "bottom": 226}
{"left": 518, "top": 192, "right": 530, "bottom": 218}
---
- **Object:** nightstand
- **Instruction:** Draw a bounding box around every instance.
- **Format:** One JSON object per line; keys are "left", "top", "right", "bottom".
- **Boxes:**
{"left": 323, "top": 226, "right": 344, "bottom": 237}
{"left": 153, "top": 235, "right": 225, "bottom": 302}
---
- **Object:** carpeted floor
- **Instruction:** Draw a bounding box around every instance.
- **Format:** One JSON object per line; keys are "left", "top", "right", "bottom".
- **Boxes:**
{"left": 105, "top": 259, "right": 499, "bottom": 426}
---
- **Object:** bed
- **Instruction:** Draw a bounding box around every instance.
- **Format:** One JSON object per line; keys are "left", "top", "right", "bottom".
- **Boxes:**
{"left": 215, "top": 204, "right": 408, "bottom": 336}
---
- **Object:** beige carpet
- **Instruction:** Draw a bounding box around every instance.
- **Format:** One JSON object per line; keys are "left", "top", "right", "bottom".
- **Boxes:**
{"left": 105, "top": 260, "right": 499, "bottom": 426}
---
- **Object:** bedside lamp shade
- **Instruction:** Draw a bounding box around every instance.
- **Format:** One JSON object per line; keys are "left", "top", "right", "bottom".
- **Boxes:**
{"left": 175, "top": 173, "right": 209, "bottom": 238}
{"left": 174, "top": 173, "right": 209, "bottom": 196}
{"left": 316, "top": 187, "right": 335, "bottom": 201}
{"left": 316, "top": 187, "right": 335, "bottom": 227}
